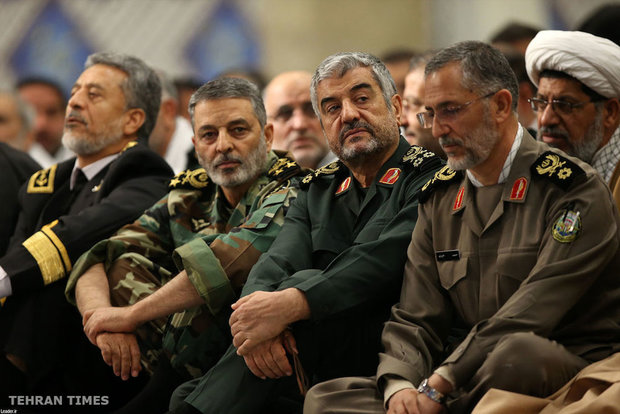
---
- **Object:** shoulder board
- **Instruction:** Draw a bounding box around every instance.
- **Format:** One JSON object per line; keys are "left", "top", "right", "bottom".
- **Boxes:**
{"left": 27, "top": 164, "right": 58, "bottom": 194}
{"left": 530, "top": 151, "right": 585, "bottom": 191}
{"left": 401, "top": 145, "right": 442, "bottom": 172}
{"left": 300, "top": 161, "right": 343, "bottom": 189}
{"left": 169, "top": 168, "right": 210, "bottom": 190}
{"left": 419, "top": 165, "right": 462, "bottom": 203}
{"left": 121, "top": 141, "right": 138, "bottom": 152}
{"left": 267, "top": 156, "right": 304, "bottom": 182}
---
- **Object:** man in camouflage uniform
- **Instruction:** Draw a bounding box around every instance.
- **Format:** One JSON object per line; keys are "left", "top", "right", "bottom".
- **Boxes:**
{"left": 65, "top": 77, "right": 305, "bottom": 412}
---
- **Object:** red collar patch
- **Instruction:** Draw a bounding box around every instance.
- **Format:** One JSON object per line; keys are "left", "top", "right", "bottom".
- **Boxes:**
{"left": 379, "top": 168, "right": 401, "bottom": 185}
{"left": 453, "top": 187, "right": 465, "bottom": 211}
{"left": 335, "top": 177, "right": 352, "bottom": 195}
{"left": 510, "top": 177, "right": 528, "bottom": 201}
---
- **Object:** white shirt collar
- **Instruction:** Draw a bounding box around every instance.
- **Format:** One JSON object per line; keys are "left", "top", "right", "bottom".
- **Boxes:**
{"left": 70, "top": 153, "right": 119, "bottom": 190}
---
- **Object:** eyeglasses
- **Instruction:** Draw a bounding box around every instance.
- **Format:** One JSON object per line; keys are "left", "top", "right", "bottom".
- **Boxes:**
{"left": 416, "top": 91, "right": 497, "bottom": 129}
{"left": 527, "top": 97, "right": 598, "bottom": 116}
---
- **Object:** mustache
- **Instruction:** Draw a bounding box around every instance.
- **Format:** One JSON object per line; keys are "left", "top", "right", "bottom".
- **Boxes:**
{"left": 213, "top": 153, "right": 242, "bottom": 167}
{"left": 439, "top": 136, "right": 464, "bottom": 147}
{"left": 538, "top": 126, "right": 569, "bottom": 140}
{"left": 338, "top": 120, "right": 375, "bottom": 143}
{"left": 65, "top": 111, "right": 87, "bottom": 124}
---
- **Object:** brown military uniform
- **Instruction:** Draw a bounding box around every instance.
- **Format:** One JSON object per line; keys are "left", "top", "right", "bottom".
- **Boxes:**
{"left": 304, "top": 133, "right": 620, "bottom": 413}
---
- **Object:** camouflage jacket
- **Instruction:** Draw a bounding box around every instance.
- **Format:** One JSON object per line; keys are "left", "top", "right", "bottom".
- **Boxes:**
{"left": 66, "top": 151, "right": 304, "bottom": 314}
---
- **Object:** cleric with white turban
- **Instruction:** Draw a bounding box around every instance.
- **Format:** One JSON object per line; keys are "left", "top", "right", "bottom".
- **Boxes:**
{"left": 525, "top": 30, "right": 620, "bottom": 99}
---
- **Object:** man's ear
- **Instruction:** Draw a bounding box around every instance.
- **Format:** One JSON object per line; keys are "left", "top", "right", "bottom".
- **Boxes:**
{"left": 492, "top": 89, "right": 513, "bottom": 123}
{"left": 391, "top": 94, "right": 403, "bottom": 125}
{"left": 603, "top": 98, "right": 620, "bottom": 134}
{"left": 123, "top": 108, "right": 146, "bottom": 136}
{"left": 264, "top": 123, "right": 274, "bottom": 152}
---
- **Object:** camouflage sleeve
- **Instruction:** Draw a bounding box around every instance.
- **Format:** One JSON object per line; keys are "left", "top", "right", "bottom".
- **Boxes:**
{"left": 172, "top": 183, "right": 299, "bottom": 315}
{"left": 65, "top": 194, "right": 175, "bottom": 304}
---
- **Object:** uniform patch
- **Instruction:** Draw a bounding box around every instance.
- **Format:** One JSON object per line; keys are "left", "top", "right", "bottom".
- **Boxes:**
{"left": 27, "top": 165, "right": 57, "bottom": 194}
{"left": 335, "top": 177, "right": 351, "bottom": 195}
{"left": 453, "top": 187, "right": 465, "bottom": 211}
{"left": 420, "top": 165, "right": 460, "bottom": 203}
{"left": 268, "top": 157, "right": 300, "bottom": 180}
{"left": 532, "top": 152, "right": 585, "bottom": 191}
{"left": 169, "top": 168, "right": 210, "bottom": 190}
{"left": 552, "top": 209, "right": 581, "bottom": 243}
{"left": 379, "top": 168, "right": 401, "bottom": 185}
{"left": 301, "top": 161, "right": 342, "bottom": 188}
{"left": 401, "top": 145, "right": 437, "bottom": 170}
{"left": 510, "top": 177, "right": 528, "bottom": 201}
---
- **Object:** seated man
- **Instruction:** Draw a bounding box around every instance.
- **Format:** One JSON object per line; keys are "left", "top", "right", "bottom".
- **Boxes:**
{"left": 305, "top": 41, "right": 620, "bottom": 414}
{"left": 525, "top": 30, "right": 620, "bottom": 208}
{"left": 65, "top": 77, "right": 306, "bottom": 413}
{"left": 167, "top": 52, "right": 443, "bottom": 414}
{"left": 0, "top": 52, "right": 172, "bottom": 410}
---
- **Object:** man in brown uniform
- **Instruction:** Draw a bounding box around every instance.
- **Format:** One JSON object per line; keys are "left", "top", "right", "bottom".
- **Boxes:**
{"left": 304, "top": 41, "right": 620, "bottom": 414}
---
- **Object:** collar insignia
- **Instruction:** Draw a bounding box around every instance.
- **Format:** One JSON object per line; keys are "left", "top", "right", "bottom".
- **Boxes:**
{"left": 335, "top": 177, "right": 352, "bottom": 195}
{"left": 509, "top": 177, "right": 528, "bottom": 201}
{"left": 379, "top": 168, "right": 401, "bottom": 185}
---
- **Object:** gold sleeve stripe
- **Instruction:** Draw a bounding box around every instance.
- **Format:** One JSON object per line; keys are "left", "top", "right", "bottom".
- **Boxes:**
{"left": 22, "top": 231, "right": 67, "bottom": 285}
{"left": 41, "top": 221, "right": 72, "bottom": 272}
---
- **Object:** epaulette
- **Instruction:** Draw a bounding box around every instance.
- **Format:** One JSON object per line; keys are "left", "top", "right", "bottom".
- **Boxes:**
{"left": 419, "top": 165, "right": 462, "bottom": 203}
{"left": 267, "top": 155, "right": 303, "bottom": 183}
{"left": 531, "top": 151, "right": 585, "bottom": 191}
{"left": 300, "top": 161, "right": 343, "bottom": 190}
{"left": 401, "top": 145, "right": 442, "bottom": 172}
{"left": 169, "top": 168, "right": 210, "bottom": 190}
{"left": 27, "top": 164, "right": 58, "bottom": 194}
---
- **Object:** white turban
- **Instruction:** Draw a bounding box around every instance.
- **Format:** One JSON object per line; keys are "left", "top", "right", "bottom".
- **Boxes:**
{"left": 525, "top": 30, "right": 620, "bottom": 99}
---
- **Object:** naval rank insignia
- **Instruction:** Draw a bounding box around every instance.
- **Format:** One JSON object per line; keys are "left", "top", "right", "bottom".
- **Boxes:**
{"left": 553, "top": 208, "right": 581, "bottom": 243}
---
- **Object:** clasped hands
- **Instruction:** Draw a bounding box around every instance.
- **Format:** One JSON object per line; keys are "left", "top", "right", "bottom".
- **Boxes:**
{"left": 82, "top": 306, "right": 142, "bottom": 380}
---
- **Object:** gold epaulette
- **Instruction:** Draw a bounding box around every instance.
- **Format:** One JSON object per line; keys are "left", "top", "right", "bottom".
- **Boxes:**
{"left": 300, "top": 161, "right": 342, "bottom": 189}
{"left": 267, "top": 156, "right": 302, "bottom": 181}
{"left": 419, "top": 165, "right": 461, "bottom": 203}
{"left": 169, "top": 168, "right": 210, "bottom": 190}
{"left": 531, "top": 151, "right": 585, "bottom": 191}
{"left": 27, "top": 165, "right": 58, "bottom": 194}
{"left": 401, "top": 145, "right": 441, "bottom": 171}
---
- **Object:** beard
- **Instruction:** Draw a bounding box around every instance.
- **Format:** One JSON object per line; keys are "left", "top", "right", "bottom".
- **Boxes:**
{"left": 334, "top": 118, "right": 398, "bottom": 163}
{"left": 440, "top": 107, "right": 499, "bottom": 171}
{"left": 199, "top": 135, "right": 268, "bottom": 188}
{"left": 62, "top": 112, "right": 124, "bottom": 156}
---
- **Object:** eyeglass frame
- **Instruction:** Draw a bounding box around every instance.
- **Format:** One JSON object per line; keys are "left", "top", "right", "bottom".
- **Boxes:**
{"left": 527, "top": 97, "right": 601, "bottom": 116}
{"left": 416, "top": 91, "right": 498, "bottom": 129}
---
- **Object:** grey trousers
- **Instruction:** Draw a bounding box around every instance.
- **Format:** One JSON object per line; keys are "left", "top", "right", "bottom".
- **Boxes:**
{"left": 304, "top": 332, "right": 589, "bottom": 414}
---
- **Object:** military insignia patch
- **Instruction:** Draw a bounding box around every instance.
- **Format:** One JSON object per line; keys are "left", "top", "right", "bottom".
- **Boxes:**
{"left": 335, "top": 177, "right": 351, "bottom": 195}
{"left": 300, "top": 161, "right": 343, "bottom": 189}
{"left": 420, "top": 165, "right": 461, "bottom": 203}
{"left": 401, "top": 145, "right": 437, "bottom": 170}
{"left": 531, "top": 152, "right": 585, "bottom": 191}
{"left": 169, "top": 168, "right": 210, "bottom": 189}
{"left": 509, "top": 177, "right": 528, "bottom": 201}
{"left": 552, "top": 208, "right": 581, "bottom": 243}
{"left": 268, "top": 157, "right": 300, "bottom": 180}
{"left": 453, "top": 187, "right": 465, "bottom": 211}
{"left": 379, "top": 168, "right": 401, "bottom": 185}
{"left": 27, "top": 165, "right": 57, "bottom": 194}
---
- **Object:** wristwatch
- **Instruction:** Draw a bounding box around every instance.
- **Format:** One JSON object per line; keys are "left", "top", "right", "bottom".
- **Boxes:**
{"left": 417, "top": 378, "right": 446, "bottom": 404}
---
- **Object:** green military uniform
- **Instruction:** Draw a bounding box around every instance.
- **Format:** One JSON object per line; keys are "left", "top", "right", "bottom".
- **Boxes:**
{"left": 304, "top": 133, "right": 620, "bottom": 414}
{"left": 66, "top": 151, "right": 305, "bottom": 376}
{"left": 169, "top": 138, "right": 443, "bottom": 414}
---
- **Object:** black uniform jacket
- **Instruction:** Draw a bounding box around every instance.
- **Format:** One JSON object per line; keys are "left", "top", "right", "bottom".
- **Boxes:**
{"left": 0, "top": 141, "right": 173, "bottom": 294}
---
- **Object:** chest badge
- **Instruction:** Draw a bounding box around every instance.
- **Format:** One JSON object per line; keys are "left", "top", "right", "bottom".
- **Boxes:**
{"left": 552, "top": 209, "right": 581, "bottom": 243}
{"left": 510, "top": 177, "right": 528, "bottom": 201}
{"left": 379, "top": 168, "right": 401, "bottom": 185}
{"left": 453, "top": 187, "right": 465, "bottom": 211}
{"left": 335, "top": 177, "right": 352, "bottom": 195}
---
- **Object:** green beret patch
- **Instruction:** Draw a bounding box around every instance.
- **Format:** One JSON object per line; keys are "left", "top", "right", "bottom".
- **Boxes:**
{"left": 531, "top": 151, "right": 585, "bottom": 191}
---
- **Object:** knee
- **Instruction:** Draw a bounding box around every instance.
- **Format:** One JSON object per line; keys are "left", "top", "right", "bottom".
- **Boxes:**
{"left": 304, "top": 383, "right": 330, "bottom": 414}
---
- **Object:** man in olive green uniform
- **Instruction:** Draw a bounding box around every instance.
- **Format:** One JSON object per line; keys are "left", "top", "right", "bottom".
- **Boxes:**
{"left": 66, "top": 78, "right": 305, "bottom": 413}
{"left": 305, "top": 41, "right": 620, "bottom": 414}
{"left": 166, "top": 52, "right": 443, "bottom": 414}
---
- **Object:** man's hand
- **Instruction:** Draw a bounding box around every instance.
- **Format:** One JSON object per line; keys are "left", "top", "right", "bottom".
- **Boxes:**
{"left": 95, "top": 332, "right": 142, "bottom": 380}
{"left": 387, "top": 389, "right": 420, "bottom": 414}
{"left": 82, "top": 306, "right": 139, "bottom": 345}
{"left": 229, "top": 289, "right": 309, "bottom": 355}
{"left": 242, "top": 331, "right": 297, "bottom": 379}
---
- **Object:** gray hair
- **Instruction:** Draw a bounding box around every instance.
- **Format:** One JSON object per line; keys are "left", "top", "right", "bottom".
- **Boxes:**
{"left": 85, "top": 52, "right": 161, "bottom": 140}
{"left": 310, "top": 52, "right": 397, "bottom": 118}
{"left": 0, "top": 90, "right": 35, "bottom": 148}
{"left": 188, "top": 77, "right": 266, "bottom": 130}
{"left": 425, "top": 41, "right": 519, "bottom": 111}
